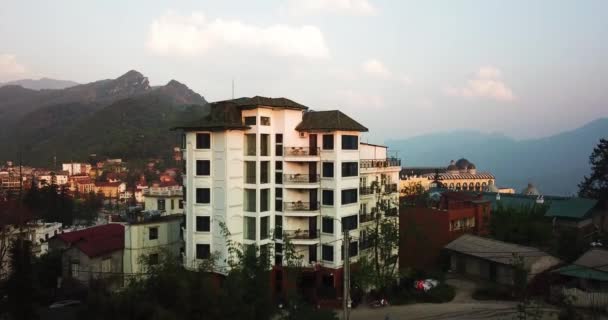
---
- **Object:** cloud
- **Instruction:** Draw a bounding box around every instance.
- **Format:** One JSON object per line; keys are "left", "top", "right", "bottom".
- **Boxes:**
{"left": 445, "top": 66, "right": 515, "bottom": 102}
{"left": 146, "top": 11, "right": 330, "bottom": 59}
{"left": 285, "top": 0, "right": 378, "bottom": 16}
{"left": 362, "top": 59, "right": 391, "bottom": 78}
{"left": 0, "top": 54, "right": 26, "bottom": 81}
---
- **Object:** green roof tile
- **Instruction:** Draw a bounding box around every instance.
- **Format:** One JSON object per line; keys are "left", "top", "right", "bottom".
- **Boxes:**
{"left": 545, "top": 198, "right": 597, "bottom": 219}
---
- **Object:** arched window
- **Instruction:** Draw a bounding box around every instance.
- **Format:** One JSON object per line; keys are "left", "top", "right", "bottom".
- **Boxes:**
{"left": 449, "top": 183, "right": 454, "bottom": 190}
{"left": 482, "top": 182, "right": 487, "bottom": 190}
{"left": 462, "top": 183, "right": 467, "bottom": 191}
{"left": 469, "top": 182, "right": 474, "bottom": 190}
{"left": 456, "top": 183, "right": 461, "bottom": 190}
{"left": 475, "top": 182, "right": 481, "bottom": 191}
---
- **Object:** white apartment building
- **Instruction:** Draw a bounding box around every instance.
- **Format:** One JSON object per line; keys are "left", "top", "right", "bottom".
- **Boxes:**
{"left": 62, "top": 163, "right": 92, "bottom": 176}
{"left": 176, "top": 97, "right": 400, "bottom": 297}
{"left": 143, "top": 183, "right": 184, "bottom": 215}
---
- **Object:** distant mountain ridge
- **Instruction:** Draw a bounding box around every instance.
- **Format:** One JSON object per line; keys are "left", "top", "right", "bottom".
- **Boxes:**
{"left": 0, "top": 77, "right": 79, "bottom": 90}
{"left": 0, "top": 70, "right": 209, "bottom": 166}
{"left": 387, "top": 118, "right": 608, "bottom": 196}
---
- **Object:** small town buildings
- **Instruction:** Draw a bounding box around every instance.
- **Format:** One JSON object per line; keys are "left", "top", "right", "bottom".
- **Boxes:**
{"left": 400, "top": 158, "right": 497, "bottom": 194}
{"left": 400, "top": 191, "right": 491, "bottom": 268}
{"left": 94, "top": 181, "right": 127, "bottom": 199}
{"left": 69, "top": 175, "right": 96, "bottom": 194}
{"left": 444, "top": 234, "right": 561, "bottom": 286}
{"left": 51, "top": 224, "right": 125, "bottom": 289}
{"left": 122, "top": 214, "right": 184, "bottom": 277}
{"left": 142, "top": 182, "right": 183, "bottom": 215}
{"left": 545, "top": 197, "right": 603, "bottom": 237}
{"left": 555, "top": 248, "right": 608, "bottom": 291}
{"left": 35, "top": 170, "right": 69, "bottom": 187}
{"left": 62, "top": 162, "right": 92, "bottom": 176}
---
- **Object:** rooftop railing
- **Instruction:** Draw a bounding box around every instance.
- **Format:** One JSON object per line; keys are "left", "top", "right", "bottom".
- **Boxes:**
{"left": 360, "top": 158, "right": 401, "bottom": 169}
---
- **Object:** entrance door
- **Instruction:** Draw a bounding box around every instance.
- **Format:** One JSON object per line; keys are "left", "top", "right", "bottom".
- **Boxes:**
{"left": 309, "top": 134, "right": 317, "bottom": 155}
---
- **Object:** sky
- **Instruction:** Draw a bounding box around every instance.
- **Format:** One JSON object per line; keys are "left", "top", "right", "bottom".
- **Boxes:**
{"left": 1, "top": 0, "right": 607, "bottom": 143}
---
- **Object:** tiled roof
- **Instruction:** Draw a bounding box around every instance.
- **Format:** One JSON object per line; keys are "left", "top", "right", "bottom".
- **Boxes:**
{"left": 445, "top": 234, "right": 560, "bottom": 268}
{"left": 55, "top": 224, "right": 124, "bottom": 258}
{"left": 219, "top": 96, "right": 308, "bottom": 110}
{"left": 423, "top": 172, "right": 495, "bottom": 180}
{"left": 545, "top": 198, "right": 597, "bottom": 219}
{"left": 295, "top": 110, "right": 368, "bottom": 132}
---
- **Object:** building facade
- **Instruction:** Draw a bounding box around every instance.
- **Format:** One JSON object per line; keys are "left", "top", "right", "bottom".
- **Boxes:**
{"left": 143, "top": 182, "right": 184, "bottom": 215}
{"left": 177, "top": 96, "right": 400, "bottom": 298}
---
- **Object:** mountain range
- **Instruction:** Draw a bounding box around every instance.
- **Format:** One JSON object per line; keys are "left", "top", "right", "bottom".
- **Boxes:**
{"left": 387, "top": 118, "right": 608, "bottom": 196}
{"left": 0, "top": 78, "right": 79, "bottom": 90}
{"left": 0, "top": 70, "right": 209, "bottom": 166}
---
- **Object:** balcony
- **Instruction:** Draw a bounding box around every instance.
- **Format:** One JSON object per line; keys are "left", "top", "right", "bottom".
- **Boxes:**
{"left": 384, "top": 184, "right": 398, "bottom": 193}
{"left": 385, "top": 207, "right": 399, "bottom": 217}
{"left": 360, "top": 158, "right": 401, "bottom": 169}
{"left": 359, "top": 186, "right": 374, "bottom": 196}
{"left": 283, "top": 146, "right": 320, "bottom": 157}
{"left": 359, "top": 214, "right": 375, "bottom": 223}
{"left": 283, "top": 174, "right": 320, "bottom": 187}
{"left": 143, "top": 188, "right": 183, "bottom": 197}
{"left": 284, "top": 201, "right": 320, "bottom": 213}
{"left": 284, "top": 229, "right": 320, "bottom": 240}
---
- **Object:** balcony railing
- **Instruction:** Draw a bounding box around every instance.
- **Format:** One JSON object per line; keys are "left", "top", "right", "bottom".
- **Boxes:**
{"left": 359, "top": 214, "right": 375, "bottom": 223}
{"left": 284, "top": 229, "right": 320, "bottom": 240}
{"left": 385, "top": 207, "right": 399, "bottom": 217}
{"left": 384, "top": 184, "right": 398, "bottom": 193}
{"left": 283, "top": 147, "right": 320, "bottom": 157}
{"left": 284, "top": 201, "right": 320, "bottom": 212}
{"left": 143, "top": 189, "right": 183, "bottom": 197}
{"left": 360, "top": 158, "right": 401, "bottom": 169}
{"left": 359, "top": 186, "right": 374, "bottom": 195}
{"left": 283, "top": 174, "right": 320, "bottom": 184}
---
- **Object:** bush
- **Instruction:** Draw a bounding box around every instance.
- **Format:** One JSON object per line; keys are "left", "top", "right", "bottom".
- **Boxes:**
{"left": 387, "top": 282, "right": 455, "bottom": 305}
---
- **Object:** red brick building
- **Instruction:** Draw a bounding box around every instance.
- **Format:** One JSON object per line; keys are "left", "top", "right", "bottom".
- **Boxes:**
{"left": 400, "top": 191, "right": 491, "bottom": 269}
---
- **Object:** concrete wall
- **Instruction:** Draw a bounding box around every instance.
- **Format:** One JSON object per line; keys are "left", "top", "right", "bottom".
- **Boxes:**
{"left": 62, "top": 247, "right": 123, "bottom": 289}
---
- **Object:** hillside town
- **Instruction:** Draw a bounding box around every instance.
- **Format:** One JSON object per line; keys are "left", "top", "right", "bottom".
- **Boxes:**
{"left": 1, "top": 96, "right": 607, "bottom": 320}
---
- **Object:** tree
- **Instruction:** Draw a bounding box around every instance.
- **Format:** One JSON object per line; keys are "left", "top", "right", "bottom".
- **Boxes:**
{"left": 0, "top": 200, "right": 32, "bottom": 280}
{"left": 579, "top": 138, "right": 608, "bottom": 200}
{"left": 6, "top": 239, "right": 38, "bottom": 320}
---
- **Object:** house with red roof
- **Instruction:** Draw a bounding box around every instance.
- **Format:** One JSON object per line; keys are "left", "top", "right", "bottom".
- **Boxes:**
{"left": 51, "top": 224, "right": 125, "bottom": 288}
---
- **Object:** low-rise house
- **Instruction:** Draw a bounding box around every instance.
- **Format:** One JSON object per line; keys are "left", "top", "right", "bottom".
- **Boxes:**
{"left": 95, "top": 181, "right": 127, "bottom": 199}
{"left": 122, "top": 213, "right": 184, "bottom": 280}
{"left": 70, "top": 175, "right": 96, "bottom": 194}
{"left": 555, "top": 248, "right": 608, "bottom": 291}
{"left": 545, "top": 198, "right": 604, "bottom": 237}
{"left": 143, "top": 182, "right": 183, "bottom": 215}
{"left": 51, "top": 224, "right": 125, "bottom": 289}
{"left": 36, "top": 170, "right": 69, "bottom": 187}
{"left": 62, "top": 163, "right": 92, "bottom": 176}
{"left": 444, "top": 234, "right": 561, "bottom": 286}
{"left": 400, "top": 191, "right": 491, "bottom": 268}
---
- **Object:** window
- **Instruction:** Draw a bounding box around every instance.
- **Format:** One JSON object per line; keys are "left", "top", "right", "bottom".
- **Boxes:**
{"left": 196, "top": 188, "right": 210, "bottom": 204}
{"left": 322, "top": 190, "right": 334, "bottom": 206}
{"left": 322, "top": 217, "right": 334, "bottom": 234}
{"left": 341, "top": 135, "right": 358, "bottom": 150}
{"left": 275, "top": 172, "right": 283, "bottom": 184}
{"left": 275, "top": 216, "right": 283, "bottom": 239}
{"left": 322, "top": 162, "right": 334, "bottom": 178}
{"left": 181, "top": 134, "right": 186, "bottom": 149}
{"left": 341, "top": 242, "right": 359, "bottom": 260}
{"left": 101, "top": 258, "right": 111, "bottom": 273}
{"left": 157, "top": 199, "right": 165, "bottom": 211}
{"left": 341, "top": 162, "right": 358, "bottom": 177}
{"left": 261, "top": 134, "right": 269, "bottom": 156}
{"left": 244, "top": 116, "right": 256, "bottom": 125}
{"left": 341, "top": 189, "right": 357, "bottom": 205}
{"left": 196, "top": 244, "right": 210, "bottom": 259}
{"left": 275, "top": 244, "right": 283, "bottom": 265}
{"left": 275, "top": 199, "right": 283, "bottom": 211}
{"left": 171, "top": 199, "right": 175, "bottom": 210}
{"left": 261, "top": 161, "right": 269, "bottom": 184}
{"left": 322, "top": 245, "right": 334, "bottom": 262}
{"left": 149, "top": 227, "right": 159, "bottom": 240}
{"left": 244, "top": 217, "right": 256, "bottom": 240}
{"left": 149, "top": 253, "right": 159, "bottom": 265}
{"left": 71, "top": 263, "right": 80, "bottom": 277}
{"left": 341, "top": 215, "right": 358, "bottom": 231}
{"left": 261, "top": 116, "right": 270, "bottom": 126}
{"left": 196, "top": 160, "right": 210, "bottom": 176}
{"left": 260, "top": 189, "right": 270, "bottom": 212}
{"left": 245, "top": 161, "right": 256, "bottom": 184}
{"left": 276, "top": 161, "right": 283, "bottom": 170}
{"left": 179, "top": 200, "right": 184, "bottom": 209}
{"left": 322, "top": 134, "right": 334, "bottom": 150}
{"left": 244, "top": 189, "right": 256, "bottom": 212}
{"left": 275, "top": 134, "right": 283, "bottom": 156}
{"left": 196, "top": 133, "right": 210, "bottom": 149}
{"left": 196, "top": 216, "right": 210, "bottom": 232}
{"left": 261, "top": 216, "right": 269, "bottom": 239}
{"left": 245, "top": 134, "right": 256, "bottom": 156}
{"left": 276, "top": 188, "right": 282, "bottom": 198}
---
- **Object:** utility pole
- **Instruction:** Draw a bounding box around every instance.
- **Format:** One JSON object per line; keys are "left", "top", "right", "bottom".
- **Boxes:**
{"left": 343, "top": 230, "right": 351, "bottom": 320}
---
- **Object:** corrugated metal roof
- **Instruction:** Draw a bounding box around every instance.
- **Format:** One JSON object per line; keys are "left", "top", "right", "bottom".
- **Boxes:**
{"left": 545, "top": 198, "right": 597, "bottom": 219}
{"left": 555, "top": 249, "right": 608, "bottom": 281}
{"left": 444, "top": 234, "right": 559, "bottom": 267}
